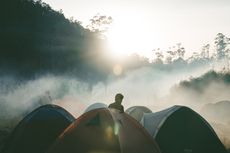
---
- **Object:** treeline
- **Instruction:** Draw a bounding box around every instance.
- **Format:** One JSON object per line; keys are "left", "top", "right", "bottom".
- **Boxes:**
{"left": 177, "top": 70, "right": 230, "bottom": 93}
{"left": 108, "top": 32, "right": 230, "bottom": 74}
{"left": 152, "top": 33, "right": 230, "bottom": 66}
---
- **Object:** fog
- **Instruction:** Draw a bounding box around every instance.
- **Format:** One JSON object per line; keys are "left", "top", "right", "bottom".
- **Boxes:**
{"left": 1, "top": 60, "right": 230, "bottom": 149}
{"left": 0, "top": 61, "right": 217, "bottom": 125}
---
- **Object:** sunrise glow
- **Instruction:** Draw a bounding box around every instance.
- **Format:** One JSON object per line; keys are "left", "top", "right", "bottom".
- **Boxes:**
{"left": 105, "top": 17, "right": 162, "bottom": 58}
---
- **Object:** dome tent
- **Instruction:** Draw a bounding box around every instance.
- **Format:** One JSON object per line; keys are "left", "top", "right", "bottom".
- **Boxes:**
{"left": 141, "top": 105, "right": 227, "bottom": 153}
{"left": 48, "top": 108, "right": 161, "bottom": 153}
{"left": 3, "top": 104, "right": 75, "bottom": 153}
{"left": 125, "top": 106, "right": 152, "bottom": 122}
{"left": 84, "top": 102, "right": 107, "bottom": 113}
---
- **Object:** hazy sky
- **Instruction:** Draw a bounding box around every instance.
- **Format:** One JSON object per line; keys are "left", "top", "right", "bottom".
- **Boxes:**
{"left": 43, "top": 0, "right": 230, "bottom": 57}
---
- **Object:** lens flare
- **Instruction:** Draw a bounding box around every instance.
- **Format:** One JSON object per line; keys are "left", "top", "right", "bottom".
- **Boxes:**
{"left": 113, "top": 64, "right": 123, "bottom": 76}
{"left": 105, "top": 126, "right": 113, "bottom": 140}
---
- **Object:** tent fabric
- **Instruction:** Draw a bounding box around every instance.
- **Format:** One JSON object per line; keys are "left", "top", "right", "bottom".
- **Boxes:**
{"left": 84, "top": 102, "right": 108, "bottom": 113}
{"left": 2, "top": 104, "right": 75, "bottom": 153}
{"left": 48, "top": 108, "right": 161, "bottom": 153}
{"left": 141, "top": 105, "right": 227, "bottom": 153}
{"left": 125, "top": 106, "right": 152, "bottom": 122}
{"left": 140, "top": 106, "right": 180, "bottom": 137}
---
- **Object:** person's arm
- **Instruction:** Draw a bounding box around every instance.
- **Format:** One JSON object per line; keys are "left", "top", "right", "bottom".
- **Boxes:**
{"left": 120, "top": 105, "right": 124, "bottom": 113}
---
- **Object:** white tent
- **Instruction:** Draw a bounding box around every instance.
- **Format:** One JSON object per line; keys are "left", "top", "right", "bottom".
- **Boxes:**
{"left": 140, "top": 106, "right": 180, "bottom": 137}
{"left": 141, "top": 105, "right": 227, "bottom": 153}
{"left": 84, "top": 103, "right": 108, "bottom": 113}
{"left": 125, "top": 106, "right": 152, "bottom": 122}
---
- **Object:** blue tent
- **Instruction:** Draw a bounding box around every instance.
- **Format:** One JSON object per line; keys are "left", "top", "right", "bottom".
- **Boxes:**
{"left": 2, "top": 104, "right": 75, "bottom": 153}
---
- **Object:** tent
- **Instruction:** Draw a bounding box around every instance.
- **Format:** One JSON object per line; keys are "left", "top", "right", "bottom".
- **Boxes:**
{"left": 2, "top": 104, "right": 75, "bottom": 153}
{"left": 0, "top": 129, "right": 10, "bottom": 152}
{"left": 48, "top": 108, "right": 161, "bottom": 153}
{"left": 141, "top": 105, "right": 227, "bottom": 153}
{"left": 84, "top": 102, "right": 108, "bottom": 113}
{"left": 125, "top": 106, "right": 152, "bottom": 122}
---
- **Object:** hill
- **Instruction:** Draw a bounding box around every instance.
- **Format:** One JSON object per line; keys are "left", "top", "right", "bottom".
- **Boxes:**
{"left": 168, "top": 70, "right": 230, "bottom": 106}
{"left": 199, "top": 100, "right": 230, "bottom": 150}
{"left": 201, "top": 100, "right": 230, "bottom": 124}
{"left": 178, "top": 71, "right": 230, "bottom": 93}
{"left": 0, "top": 0, "right": 109, "bottom": 84}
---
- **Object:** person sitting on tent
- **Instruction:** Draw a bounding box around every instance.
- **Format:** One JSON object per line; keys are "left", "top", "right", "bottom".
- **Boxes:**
{"left": 108, "top": 93, "right": 124, "bottom": 113}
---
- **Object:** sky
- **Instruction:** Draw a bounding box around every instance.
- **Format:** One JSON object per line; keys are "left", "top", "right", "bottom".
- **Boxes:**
{"left": 42, "top": 0, "right": 230, "bottom": 58}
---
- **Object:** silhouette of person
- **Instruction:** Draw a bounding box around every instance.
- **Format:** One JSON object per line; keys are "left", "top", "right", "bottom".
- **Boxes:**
{"left": 108, "top": 93, "right": 124, "bottom": 113}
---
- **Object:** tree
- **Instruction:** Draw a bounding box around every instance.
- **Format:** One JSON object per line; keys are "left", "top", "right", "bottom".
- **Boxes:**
{"left": 214, "top": 33, "right": 229, "bottom": 60}
{"left": 165, "top": 47, "right": 175, "bottom": 64}
{"left": 165, "top": 43, "right": 185, "bottom": 62}
{"left": 201, "top": 44, "right": 210, "bottom": 59}
{"left": 153, "top": 49, "right": 164, "bottom": 64}
{"left": 187, "top": 52, "right": 196, "bottom": 63}
{"left": 86, "top": 14, "right": 113, "bottom": 33}
{"left": 175, "top": 43, "right": 185, "bottom": 59}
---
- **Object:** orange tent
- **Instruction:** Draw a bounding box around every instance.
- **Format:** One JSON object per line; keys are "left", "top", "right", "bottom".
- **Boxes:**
{"left": 48, "top": 108, "right": 161, "bottom": 153}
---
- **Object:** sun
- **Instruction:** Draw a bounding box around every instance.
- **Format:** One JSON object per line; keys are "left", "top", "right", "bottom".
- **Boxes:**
{"left": 105, "top": 19, "right": 155, "bottom": 59}
{"left": 106, "top": 24, "right": 133, "bottom": 57}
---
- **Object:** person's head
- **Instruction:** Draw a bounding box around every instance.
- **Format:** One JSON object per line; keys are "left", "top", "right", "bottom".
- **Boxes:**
{"left": 115, "top": 93, "right": 124, "bottom": 104}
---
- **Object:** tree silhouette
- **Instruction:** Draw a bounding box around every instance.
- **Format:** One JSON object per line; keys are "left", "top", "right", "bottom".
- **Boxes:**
{"left": 86, "top": 14, "right": 113, "bottom": 33}
{"left": 215, "top": 33, "right": 229, "bottom": 60}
